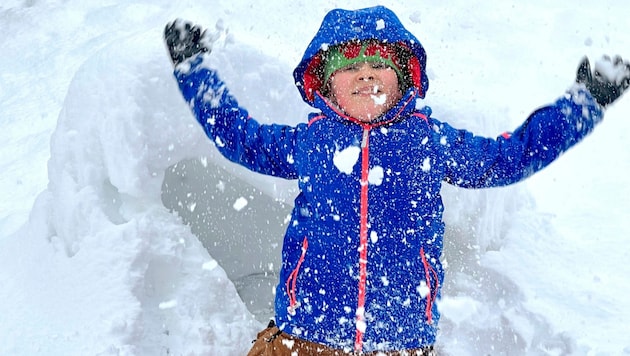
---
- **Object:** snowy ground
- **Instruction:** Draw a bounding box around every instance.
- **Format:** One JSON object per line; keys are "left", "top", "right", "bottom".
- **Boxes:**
{"left": 1, "top": 1, "right": 629, "bottom": 355}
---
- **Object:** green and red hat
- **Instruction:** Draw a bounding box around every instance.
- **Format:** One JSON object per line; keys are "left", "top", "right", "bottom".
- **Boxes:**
{"left": 294, "top": 6, "right": 429, "bottom": 104}
{"left": 323, "top": 40, "right": 405, "bottom": 85}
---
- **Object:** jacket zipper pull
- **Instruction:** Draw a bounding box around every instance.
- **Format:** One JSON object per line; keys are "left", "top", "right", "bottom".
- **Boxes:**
{"left": 361, "top": 127, "right": 369, "bottom": 148}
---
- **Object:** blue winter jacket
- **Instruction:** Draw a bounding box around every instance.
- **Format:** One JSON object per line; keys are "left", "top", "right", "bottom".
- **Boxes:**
{"left": 173, "top": 6, "right": 603, "bottom": 353}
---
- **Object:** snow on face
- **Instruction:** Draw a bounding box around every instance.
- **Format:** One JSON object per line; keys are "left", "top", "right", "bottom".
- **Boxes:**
{"left": 370, "top": 93, "right": 387, "bottom": 106}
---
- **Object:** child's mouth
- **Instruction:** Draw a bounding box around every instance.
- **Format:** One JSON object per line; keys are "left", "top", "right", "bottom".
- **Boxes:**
{"left": 353, "top": 85, "right": 380, "bottom": 95}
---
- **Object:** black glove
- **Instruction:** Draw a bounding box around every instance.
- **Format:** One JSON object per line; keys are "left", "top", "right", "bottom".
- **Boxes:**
{"left": 576, "top": 55, "right": 630, "bottom": 107}
{"left": 164, "top": 19, "right": 211, "bottom": 65}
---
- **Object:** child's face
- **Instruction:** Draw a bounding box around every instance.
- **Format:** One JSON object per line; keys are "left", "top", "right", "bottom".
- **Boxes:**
{"left": 329, "top": 61, "right": 402, "bottom": 122}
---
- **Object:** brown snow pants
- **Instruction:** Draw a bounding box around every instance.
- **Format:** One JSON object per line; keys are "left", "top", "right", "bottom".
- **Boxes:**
{"left": 247, "top": 321, "right": 437, "bottom": 356}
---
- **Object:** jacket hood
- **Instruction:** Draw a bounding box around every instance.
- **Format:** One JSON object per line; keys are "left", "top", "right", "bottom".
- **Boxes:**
{"left": 293, "top": 6, "right": 429, "bottom": 105}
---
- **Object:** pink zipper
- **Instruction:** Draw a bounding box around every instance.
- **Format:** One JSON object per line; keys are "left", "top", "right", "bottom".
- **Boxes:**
{"left": 420, "top": 247, "right": 439, "bottom": 324}
{"left": 354, "top": 127, "right": 371, "bottom": 352}
{"left": 285, "top": 237, "right": 308, "bottom": 315}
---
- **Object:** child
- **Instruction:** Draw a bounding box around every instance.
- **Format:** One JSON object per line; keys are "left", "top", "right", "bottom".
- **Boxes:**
{"left": 164, "top": 5, "right": 629, "bottom": 355}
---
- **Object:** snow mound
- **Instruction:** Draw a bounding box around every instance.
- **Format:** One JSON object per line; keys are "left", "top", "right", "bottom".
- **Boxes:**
{"left": 0, "top": 30, "right": 259, "bottom": 355}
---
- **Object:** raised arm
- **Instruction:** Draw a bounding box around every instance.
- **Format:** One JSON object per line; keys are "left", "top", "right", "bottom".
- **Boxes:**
{"left": 164, "top": 19, "right": 300, "bottom": 179}
{"left": 442, "top": 56, "right": 629, "bottom": 188}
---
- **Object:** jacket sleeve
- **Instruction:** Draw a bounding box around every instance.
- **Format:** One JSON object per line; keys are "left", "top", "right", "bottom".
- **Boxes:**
{"left": 173, "top": 56, "right": 299, "bottom": 179}
{"left": 440, "top": 85, "right": 604, "bottom": 188}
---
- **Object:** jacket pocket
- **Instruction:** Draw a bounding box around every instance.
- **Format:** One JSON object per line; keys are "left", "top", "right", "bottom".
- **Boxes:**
{"left": 420, "top": 247, "right": 439, "bottom": 324}
{"left": 285, "top": 237, "right": 308, "bottom": 315}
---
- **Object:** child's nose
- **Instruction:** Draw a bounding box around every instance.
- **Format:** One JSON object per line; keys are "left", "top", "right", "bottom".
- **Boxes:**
{"left": 358, "top": 66, "right": 376, "bottom": 81}
{"left": 359, "top": 73, "right": 375, "bottom": 81}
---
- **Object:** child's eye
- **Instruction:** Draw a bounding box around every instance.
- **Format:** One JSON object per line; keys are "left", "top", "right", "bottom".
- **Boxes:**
{"left": 338, "top": 62, "right": 389, "bottom": 72}
{"left": 371, "top": 62, "right": 388, "bottom": 70}
{"left": 341, "top": 63, "right": 361, "bottom": 71}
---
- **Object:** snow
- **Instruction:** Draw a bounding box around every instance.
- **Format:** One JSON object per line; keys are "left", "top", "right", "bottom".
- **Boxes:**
{"left": 368, "top": 166, "right": 384, "bottom": 186}
{"left": 370, "top": 92, "right": 387, "bottom": 105}
{"left": 1, "top": 1, "right": 629, "bottom": 355}
{"left": 594, "top": 56, "right": 630, "bottom": 84}
{"left": 334, "top": 145, "right": 361, "bottom": 175}
{"left": 232, "top": 197, "right": 249, "bottom": 212}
